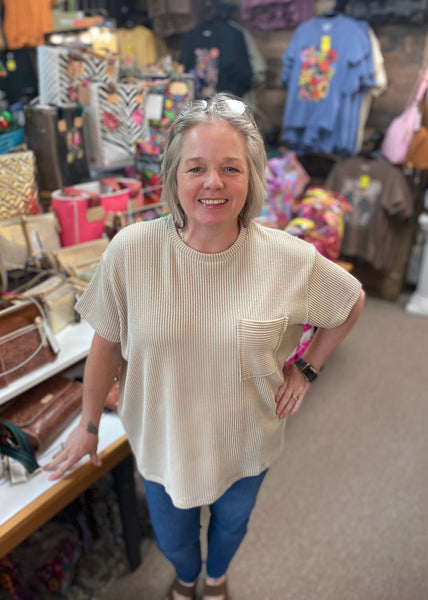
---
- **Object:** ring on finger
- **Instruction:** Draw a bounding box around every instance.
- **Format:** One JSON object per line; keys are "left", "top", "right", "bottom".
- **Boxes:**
{"left": 291, "top": 394, "right": 299, "bottom": 402}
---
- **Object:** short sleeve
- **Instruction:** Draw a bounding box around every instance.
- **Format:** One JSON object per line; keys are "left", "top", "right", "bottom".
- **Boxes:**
{"left": 75, "top": 251, "right": 123, "bottom": 343}
{"left": 307, "top": 251, "right": 362, "bottom": 328}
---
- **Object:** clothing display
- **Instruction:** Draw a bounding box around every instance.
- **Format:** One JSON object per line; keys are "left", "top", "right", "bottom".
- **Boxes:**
{"left": 118, "top": 25, "right": 168, "bottom": 75}
{"left": 240, "top": 0, "right": 314, "bottom": 30}
{"left": 180, "top": 18, "right": 252, "bottom": 98}
{"left": 349, "top": 0, "right": 428, "bottom": 24}
{"left": 145, "top": 0, "right": 203, "bottom": 37}
{"left": 280, "top": 14, "right": 377, "bottom": 156}
{"left": 228, "top": 19, "right": 267, "bottom": 108}
{"left": 2, "top": 0, "right": 57, "bottom": 50}
{"left": 75, "top": 215, "right": 361, "bottom": 509}
{"left": 325, "top": 156, "right": 413, "bottom": 273}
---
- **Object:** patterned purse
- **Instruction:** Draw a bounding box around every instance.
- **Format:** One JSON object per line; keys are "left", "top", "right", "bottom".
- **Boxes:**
{"left": 139, "top": 73, "right": 195, "bottom": 156}
{"left": 37, "top": 45, "right": 120, "bottom": 106}
{"left": 0, "top": 150, "right": 41, "bottom": 219}
{"left": 85, "top": 80, "right": 149, "bottom": 168}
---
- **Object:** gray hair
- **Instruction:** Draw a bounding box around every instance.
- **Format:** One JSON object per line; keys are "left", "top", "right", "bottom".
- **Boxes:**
{"left": 160, "top": 93, "right": 267, "bottom": 228}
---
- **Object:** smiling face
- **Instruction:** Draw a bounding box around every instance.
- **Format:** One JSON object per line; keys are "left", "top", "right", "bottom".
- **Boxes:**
{"left": 176, "top": 122, "right": 249, "bottom": 235}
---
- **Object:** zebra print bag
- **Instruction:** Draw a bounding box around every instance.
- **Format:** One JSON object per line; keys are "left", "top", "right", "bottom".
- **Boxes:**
{"left": 37, "top": 45, "right": 120, "bottom": 106}
{"left": 85, "top": 80, "right": 149, "bottom": 169}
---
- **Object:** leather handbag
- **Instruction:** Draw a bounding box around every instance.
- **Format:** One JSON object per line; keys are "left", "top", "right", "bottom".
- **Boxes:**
{"left": 24, "top": 102, "right": 90, "bottom": 191}
{"left": 0, "top": 297, "right": 59, "bottom": 388}
{"left": 0, "top": 374, "right": 83, "bottom": 472}
{"left": 0, "top": 150, "right": 41, "bottom": 219}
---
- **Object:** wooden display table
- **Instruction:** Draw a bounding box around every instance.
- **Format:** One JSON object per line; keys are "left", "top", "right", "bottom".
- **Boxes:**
{"left": 0, "top": 322, "right": 141, "bottom": 570}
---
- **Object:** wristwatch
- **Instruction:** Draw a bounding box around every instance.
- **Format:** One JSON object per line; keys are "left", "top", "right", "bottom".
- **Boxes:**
{"left": 294, "top": 357, "right": 318, "bottom": 382}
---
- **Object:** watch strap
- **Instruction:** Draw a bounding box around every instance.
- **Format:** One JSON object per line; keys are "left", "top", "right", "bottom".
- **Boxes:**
{"left": 294, "top": 357, "right": 318, "bottom": 382}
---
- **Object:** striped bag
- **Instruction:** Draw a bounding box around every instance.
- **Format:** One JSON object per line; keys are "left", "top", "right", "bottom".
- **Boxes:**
{"left": 85, "top": 80, "right": 149, "bottom": 168}
{"left": 37, "top": 45, "right": 120, "bottom": 106}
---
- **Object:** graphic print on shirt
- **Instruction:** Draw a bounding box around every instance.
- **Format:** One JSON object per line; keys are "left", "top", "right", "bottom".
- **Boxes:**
{"left": 340, "top": 176, "right": 382, "bottom": 227}
{"left": 194, "top": 47, "right": 220, "bottom": 98}
{"left": 298, "top": 45, "right": 338, "bottom": 101}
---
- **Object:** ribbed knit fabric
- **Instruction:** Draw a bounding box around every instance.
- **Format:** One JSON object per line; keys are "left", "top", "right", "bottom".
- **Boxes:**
{"left": 76, "top": 216, "right": 362, "bottom": 508}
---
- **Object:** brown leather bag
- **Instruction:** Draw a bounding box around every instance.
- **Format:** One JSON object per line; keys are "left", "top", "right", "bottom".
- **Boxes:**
{"left": 0, "top": 374, "right": 83, "bottom": 453}
{"left": 0, "top": 299, "right": 59, "bottom": 387}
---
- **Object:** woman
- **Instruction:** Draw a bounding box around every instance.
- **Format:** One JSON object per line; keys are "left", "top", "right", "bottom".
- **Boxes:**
{"left": 45, "top": 93, "right": 365, "bottom": 600}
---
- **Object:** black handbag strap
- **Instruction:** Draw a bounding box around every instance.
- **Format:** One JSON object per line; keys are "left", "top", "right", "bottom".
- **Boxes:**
{"left": 0, "top": 421, "right": 40, "bottom": 473}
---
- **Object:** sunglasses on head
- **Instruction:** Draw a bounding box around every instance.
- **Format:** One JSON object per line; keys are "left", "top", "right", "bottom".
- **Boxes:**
{"left": 180, "top": 97, "right": 247, "bottom": 116}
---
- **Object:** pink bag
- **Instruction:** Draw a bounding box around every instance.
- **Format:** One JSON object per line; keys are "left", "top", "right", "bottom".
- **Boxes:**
{"left": 382, "top": 62, "right": 428, "bottom": 164}
{"left": 51, "top": 178, "right": 142, "bottom": 246}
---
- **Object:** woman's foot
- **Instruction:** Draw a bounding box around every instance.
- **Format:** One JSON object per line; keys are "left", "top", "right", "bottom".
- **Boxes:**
{"left": 203, "top": 575, "right": 228, "bottom": 600}
{"left": 167, "top": 577, "right": 197, "bottom": 600}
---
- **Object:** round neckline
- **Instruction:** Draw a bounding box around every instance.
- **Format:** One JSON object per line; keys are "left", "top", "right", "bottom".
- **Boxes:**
{"left": 167, "top": 215, "right": 249, "bottom": 262}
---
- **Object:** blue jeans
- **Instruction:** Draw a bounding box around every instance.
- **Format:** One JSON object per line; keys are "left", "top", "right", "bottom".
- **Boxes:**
{"left": 142, "top": 470, "right": 268, "bottom": 583}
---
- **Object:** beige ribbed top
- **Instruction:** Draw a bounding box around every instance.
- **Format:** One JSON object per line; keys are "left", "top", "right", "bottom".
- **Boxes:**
{"left": 76, "top": 216, "right": 362, "bottom": 508}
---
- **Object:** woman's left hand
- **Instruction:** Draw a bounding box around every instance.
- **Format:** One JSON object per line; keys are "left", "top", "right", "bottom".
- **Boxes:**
{"left": 274, "top": 362, "right": 311, "bottom": 419}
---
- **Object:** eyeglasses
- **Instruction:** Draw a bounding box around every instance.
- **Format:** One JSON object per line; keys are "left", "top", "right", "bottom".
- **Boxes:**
{"left": 181, "top": 97, "right": 247, "bottom": 116}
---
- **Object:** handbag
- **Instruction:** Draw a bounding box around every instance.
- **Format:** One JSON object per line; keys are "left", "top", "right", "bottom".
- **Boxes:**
{"left": 382, "top": 61, "right": 428, "bottom": 165}
{"left": 0, "top": 296, "right": 59, "bottom": 388}
{"left": 37, "top": 44, "right": 119, "bottom": 106}
{"left": 138, "top": 73, "right": 195, "bottom": 157}
{"left": 84, "top": 79, "right": 149, "bottom": 168}
{"left": 21, "top": 275, "right": 77, "bottom": 333}
{"left": 51, "top": 177, "right": 142, "bottom": 245}
{"left": 0, "top": 150, "right": 41, "bottom": 219}
{"left": 0, "top": 213, "right": 61, "bottom": 271}
{"left": 24, "top": 102, "right": 90, "bottom": 191}
{"left": 52, "top": 238, "right": 109, "bottom": 286}
{"left": 0, "top": 374, "right": 83, "bottom": 473}
{"left": 403, "top": 125, "right": 428, "bottom": 169}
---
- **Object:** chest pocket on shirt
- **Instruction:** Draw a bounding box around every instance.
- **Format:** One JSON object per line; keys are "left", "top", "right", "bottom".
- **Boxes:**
{"left": 237, "top": 316, "right": 288, "bottom": 381}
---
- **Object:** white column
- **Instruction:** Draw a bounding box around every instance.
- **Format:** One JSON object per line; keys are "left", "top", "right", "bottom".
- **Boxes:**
{"left": 406, "top": 213, "right": 428, "bottom": 316}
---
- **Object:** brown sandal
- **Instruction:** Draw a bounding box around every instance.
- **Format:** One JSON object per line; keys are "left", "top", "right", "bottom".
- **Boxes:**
{"left": 167, "top": 578, "right": 197, "bottom": 599}
{"left": 202, "top": 580, "right": 229, "bottom": 599}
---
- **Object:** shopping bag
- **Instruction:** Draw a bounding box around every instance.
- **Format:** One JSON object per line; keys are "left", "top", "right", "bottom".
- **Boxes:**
{"left": 37, "top": 44, "right": 119, "bottom": 106}
{"left": 85, "top": 80, "right": 149, "bottom": 168}
{"left": 51, "top": 177, "right": 142, "bottom": 245}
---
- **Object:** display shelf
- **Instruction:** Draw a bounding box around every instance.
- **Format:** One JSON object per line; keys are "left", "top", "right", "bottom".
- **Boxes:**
{"left": 0, "top": 319, "right": 94, "bottom": 405}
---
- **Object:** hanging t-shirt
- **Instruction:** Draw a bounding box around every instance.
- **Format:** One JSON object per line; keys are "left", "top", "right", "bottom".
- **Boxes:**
{"left": 325, "top": 156, "right": 413, "bottom": 272}
{"left": 280, "top": 14, "right": 375, "bottom": 155}
{"left": 180, "top": 19, "right": 252, "bottom": 99}
{"left": 118, "top": 26, "right": 167, "bottom": 74}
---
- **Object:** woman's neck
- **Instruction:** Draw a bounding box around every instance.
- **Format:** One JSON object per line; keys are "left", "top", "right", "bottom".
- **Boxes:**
{"left": 179, "top": 223, "right": 241, "bottom": 253}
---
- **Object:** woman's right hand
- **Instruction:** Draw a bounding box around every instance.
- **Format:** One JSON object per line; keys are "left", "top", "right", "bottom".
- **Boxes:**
{"left": 43, "top": 423, "right": 101, "bottom": 481}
